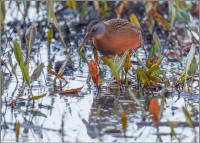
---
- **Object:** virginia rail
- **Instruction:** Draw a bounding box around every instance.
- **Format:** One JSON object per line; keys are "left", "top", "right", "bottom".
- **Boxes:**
{"left": 80, "top": 18, "right": 144, "bottom": 58}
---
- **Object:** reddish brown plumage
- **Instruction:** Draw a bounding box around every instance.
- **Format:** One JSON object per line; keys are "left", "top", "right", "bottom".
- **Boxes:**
{"left": 81, "top": 19, "right": 144, "bottom": 58}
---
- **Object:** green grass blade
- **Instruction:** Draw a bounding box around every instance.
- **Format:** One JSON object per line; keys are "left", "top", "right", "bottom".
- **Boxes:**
{"left": 13, "top": 41, "right": 24, "bottom": 64}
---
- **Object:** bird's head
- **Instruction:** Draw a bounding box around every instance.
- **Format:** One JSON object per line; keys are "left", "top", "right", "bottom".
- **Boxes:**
{"left": 80, "top": 20, "right": 105, "bottom": 50}
{"left": 87, "top": 20, "right": 105, "bottom": 39}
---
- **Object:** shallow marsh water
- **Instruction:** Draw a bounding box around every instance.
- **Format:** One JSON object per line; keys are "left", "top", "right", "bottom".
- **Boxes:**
{"left": 0, "top": 1, "right": 199, "bottom": 142}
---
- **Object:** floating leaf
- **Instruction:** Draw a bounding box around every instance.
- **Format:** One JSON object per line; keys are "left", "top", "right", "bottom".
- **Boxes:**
{"left": 121, "top": 112, "right": 127, "bottom": 136}
{"left": 149, "top": 98, "right": 160, "bottom": 126}
{"left": 130, "top": 13, "right": 141, "bottom": 28}
{"left": 182, "top": 106, "right": 193, "bottom": 126}
{"left": 60, "top": 87, "right": 83, "bottom": 93}
{"left": 19, "top": 98, "right": 26, "bottom": 102}
{"left": 31, "top": 63, "right": 44, "bottom": 82}
{"left": 60, "top": 92, "right": 79, "bottom": 97}
{"left": 30, "top": 94, "right": 46, "bottom": 101}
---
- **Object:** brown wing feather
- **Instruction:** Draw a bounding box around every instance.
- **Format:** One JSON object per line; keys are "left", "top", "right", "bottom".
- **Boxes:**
{"left": 94, "top": 31, "right": 139, "bottom": 56}
{"left": 104, "top": 19, "right": 144, "bottom": 47}
{"left": 93, "top": 18, "right": 144, "bottom": 57}
{"left": 104, "top": 19, "right": 131, "bottom": 32}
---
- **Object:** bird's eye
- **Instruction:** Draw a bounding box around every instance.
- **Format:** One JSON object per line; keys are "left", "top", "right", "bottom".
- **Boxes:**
{"left": 92, "top": 28, "right": 97, "bottom": 33}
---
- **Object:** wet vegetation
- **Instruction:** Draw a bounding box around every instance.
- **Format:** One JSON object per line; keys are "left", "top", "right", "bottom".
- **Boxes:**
{"left": 0, "top": 1, "right": 199, "bottom": 142}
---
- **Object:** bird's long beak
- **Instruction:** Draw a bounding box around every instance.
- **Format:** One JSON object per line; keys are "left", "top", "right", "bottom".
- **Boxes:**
{"left": 80, "top": 33, "right": 92, "bottom": 51}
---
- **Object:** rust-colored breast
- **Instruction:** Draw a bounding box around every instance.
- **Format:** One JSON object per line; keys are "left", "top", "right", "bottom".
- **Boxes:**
{"left": 93, "top": 19, "right": 144, "bottom": 57}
